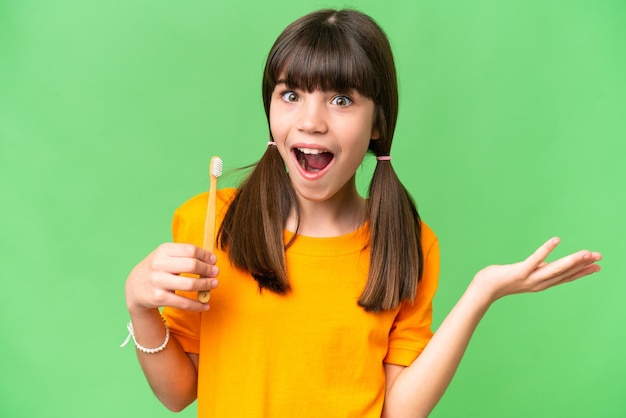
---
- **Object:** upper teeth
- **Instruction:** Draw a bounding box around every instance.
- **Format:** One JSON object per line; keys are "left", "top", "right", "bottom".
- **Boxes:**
{"left": 297, "top": 148, "right": 326, "bottom": 155}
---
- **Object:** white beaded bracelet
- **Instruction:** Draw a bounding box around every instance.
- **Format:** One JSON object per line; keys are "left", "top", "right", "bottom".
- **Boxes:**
{"left": 120, "top": 317, "right": 170, "bottom": 354}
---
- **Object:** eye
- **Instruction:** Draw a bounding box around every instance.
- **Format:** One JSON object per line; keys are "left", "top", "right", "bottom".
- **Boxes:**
{"left": 331, "top": 95, "right": 353, "bottom": 107}
{"left": 281, "top": 91, "right": 299, "bottom": 103}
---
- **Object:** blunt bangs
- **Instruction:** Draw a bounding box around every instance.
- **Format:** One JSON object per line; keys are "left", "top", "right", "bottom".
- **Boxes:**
{"left": 264, "top": 13, "right": 381, "bottom": 104}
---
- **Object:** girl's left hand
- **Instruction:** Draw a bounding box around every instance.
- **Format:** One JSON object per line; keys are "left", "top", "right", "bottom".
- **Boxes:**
{"left": 472, "top": 237, "right": 602, "bottom": 302}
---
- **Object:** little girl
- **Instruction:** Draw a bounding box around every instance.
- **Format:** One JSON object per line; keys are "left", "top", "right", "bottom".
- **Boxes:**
{"left": 124, "top": 9, "right": 601, "bottom": 418}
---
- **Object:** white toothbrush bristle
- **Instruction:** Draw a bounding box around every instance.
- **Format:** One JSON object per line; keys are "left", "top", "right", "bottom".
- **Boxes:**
{"left": 210, "top": 157, "right": 223, "bottom": 177}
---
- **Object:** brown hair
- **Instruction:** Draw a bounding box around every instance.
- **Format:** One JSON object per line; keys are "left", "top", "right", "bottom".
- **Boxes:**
{"left": 218, "top": 9, "right": 423, "bottom": 312}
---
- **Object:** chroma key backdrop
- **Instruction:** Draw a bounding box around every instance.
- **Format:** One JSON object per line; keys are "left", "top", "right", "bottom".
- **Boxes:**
{"left": 1, "top": 0, "right": 624, "bottom": 417}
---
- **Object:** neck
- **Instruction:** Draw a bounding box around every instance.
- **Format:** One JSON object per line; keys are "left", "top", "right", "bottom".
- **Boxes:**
{"left": 286, "top": 185, "right": 366, "bottom": 238}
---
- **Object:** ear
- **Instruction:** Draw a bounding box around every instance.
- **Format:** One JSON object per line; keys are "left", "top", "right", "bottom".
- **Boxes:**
{"left": 371, "top": 126, "right": 380, "bottom": 140}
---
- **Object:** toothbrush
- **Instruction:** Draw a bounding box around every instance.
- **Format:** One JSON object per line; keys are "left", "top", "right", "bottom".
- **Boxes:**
{"left": 199, "top": 156, "right": 223, "bottom": 303}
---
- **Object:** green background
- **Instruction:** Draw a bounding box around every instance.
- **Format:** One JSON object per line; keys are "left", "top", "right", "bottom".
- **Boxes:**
{"left": 1, "top": 0, "right": 624, "bottom": 417}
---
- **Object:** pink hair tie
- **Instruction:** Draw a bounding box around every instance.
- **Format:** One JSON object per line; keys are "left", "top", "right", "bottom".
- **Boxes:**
{"left": 267, "top": 141, "right": 276, "bottom": 146}
{"left": 376, "top": 155, "right": 391, "bottom": 161}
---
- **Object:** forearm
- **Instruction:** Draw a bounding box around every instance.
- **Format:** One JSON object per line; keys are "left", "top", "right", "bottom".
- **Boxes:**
{"left": 384, "top": 282, "right": 493, "bottom": 418}
{"left": 129, "top": 308, "right": 199, "bottom": 412}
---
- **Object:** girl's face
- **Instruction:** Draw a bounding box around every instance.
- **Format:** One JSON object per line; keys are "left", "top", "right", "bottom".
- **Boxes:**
{"left": 269, "top": 80, "right": 379, "bottom": 206}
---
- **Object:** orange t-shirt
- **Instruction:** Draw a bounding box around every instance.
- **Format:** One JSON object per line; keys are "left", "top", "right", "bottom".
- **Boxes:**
{"left": 162, "top": 189, "right": 440, "bottom": 417}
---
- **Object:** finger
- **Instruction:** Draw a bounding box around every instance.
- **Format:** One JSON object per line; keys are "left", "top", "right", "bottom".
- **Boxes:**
{"left": 541, "top": 250, "right": 599, "bottom": 277}
{"left": 523, "top": 237, "right": 561, "bottom": 272}
{"left": 558, "top": 263, "right": 601, "bottom": 284}
{"left": 152, "top": 271, "right": 219, "bottom": 293}
{"left": 537, "top": 263, "right": 601, "bottom": 291}
{"left": 529, "top": 250, "right": 601, "bottom": 290}
{"left": 158, "top": 290, "right": 213, "bottom": 312}
{"left": 155, "top": 243, "right": 217, "bottom": 265}
{"left": 150, "top": 253, "right": 219, "bottom": 278}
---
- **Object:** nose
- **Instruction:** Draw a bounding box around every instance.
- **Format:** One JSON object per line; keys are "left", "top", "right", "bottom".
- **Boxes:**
{"left": 296, "top": 98, "right": 328, "bottom": 134}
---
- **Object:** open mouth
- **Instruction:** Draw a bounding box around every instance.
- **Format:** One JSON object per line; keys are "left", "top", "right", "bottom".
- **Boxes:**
{"left": 294, "top": 148, "right": 334, "bottom": 173}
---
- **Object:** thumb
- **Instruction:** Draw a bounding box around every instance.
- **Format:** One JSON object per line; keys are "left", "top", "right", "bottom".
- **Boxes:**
{"left": 523, "top": 237, "right": 561, "bottom": 272}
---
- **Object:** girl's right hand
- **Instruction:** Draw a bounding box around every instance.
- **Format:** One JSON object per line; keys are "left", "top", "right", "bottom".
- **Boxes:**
{"left": 125, "top": 243, "right": 219, "bottom": 315}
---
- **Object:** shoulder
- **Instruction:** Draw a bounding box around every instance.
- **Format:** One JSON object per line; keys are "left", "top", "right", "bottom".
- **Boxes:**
{"left": 171, "top": 188, "right": 237, "bottom": 241}
{"left": 419, "top": 221, "right": 438, "bottom": 253}
{"left": 174, "top": 188, "right": 237, "bottom": 218}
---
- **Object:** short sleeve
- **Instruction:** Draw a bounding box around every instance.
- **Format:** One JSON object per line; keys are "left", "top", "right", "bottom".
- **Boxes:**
{"left": 161, "top": 190, "right": 235, "bottom": 354}
{"left": 384, "top": 223, "right": 440, "bottom": 366}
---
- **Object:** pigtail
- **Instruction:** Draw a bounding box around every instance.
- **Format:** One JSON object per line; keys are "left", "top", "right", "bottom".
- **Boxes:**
{"left": 359, "top": 156, "right": 423, "bottom": 312}
{"left": 217, "top": 145, "right": 297, "bottom": 293}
